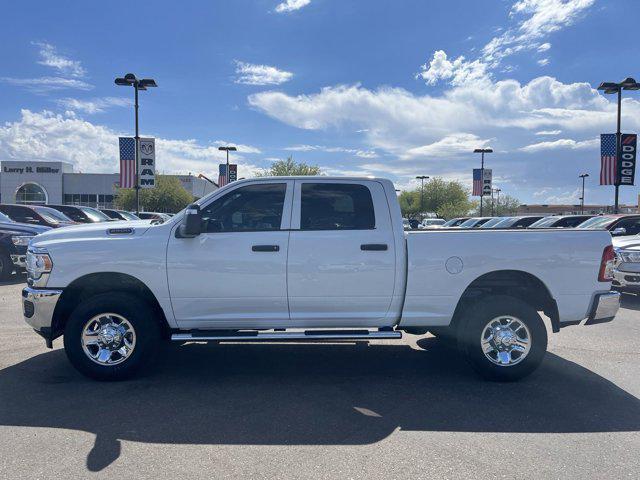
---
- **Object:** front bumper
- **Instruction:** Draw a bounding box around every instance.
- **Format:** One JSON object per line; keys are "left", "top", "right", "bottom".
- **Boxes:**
{"left": 613, "top": 265, "right": 640, "bottom": 292}
{"left": 22, "top": 287, "right": 62, "bottom": 346}
{"left": 585, "top": 291, "right": 620, "bottom": 325}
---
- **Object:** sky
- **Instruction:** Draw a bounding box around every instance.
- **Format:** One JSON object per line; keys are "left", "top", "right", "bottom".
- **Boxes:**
{"left": 1, "top": 0, "right": 639, "bottom": 205}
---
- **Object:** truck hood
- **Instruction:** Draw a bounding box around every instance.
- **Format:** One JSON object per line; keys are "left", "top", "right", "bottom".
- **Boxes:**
{"left": 31, "top": 220, "right": 154, "bottom": 246}
{"left": 613, "top": 235, "right": 640, "bottom": 250}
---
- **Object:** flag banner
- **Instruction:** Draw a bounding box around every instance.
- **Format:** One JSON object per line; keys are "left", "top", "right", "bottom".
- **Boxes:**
{"left": 482, "top": 168, "right": 492, "bottom": 196}
{"left": 472, "top": 169, "right": 482, "bottom": 196}
{"left": 138, "top": 138, "right": 156, "bottom": 189}
{"left": 218, "top": 164, "right": 228, "bottom": 186}
{"left": 600, "top": 133, "right": 617, "bottom": 185}
{"left": 119, "top": 137, "right": 136, "bottom": 188}
{"left": 218, "top": 164, "right": 238, "bottom": 186}
{"left": 619, "top": 134, "right": 637, "bottom": 186}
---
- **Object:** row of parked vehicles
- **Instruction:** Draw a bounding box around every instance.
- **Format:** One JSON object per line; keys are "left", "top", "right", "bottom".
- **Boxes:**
{"left": 404, "top": 213, "right": 640, "bottom": 236}
{"left": 0, "top": 204, "right": 172, "bottom": 279}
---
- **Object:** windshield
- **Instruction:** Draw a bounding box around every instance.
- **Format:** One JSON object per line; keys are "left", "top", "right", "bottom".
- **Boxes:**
{"left": 480, "top": 217, "right": 506, "bottom": 228}
{"left": 119, "top": 211, "right": 140, "bottom": 221}
{"left": 80, "top": 207, "right": 111, "bottom": 222}
{"left": 576, "top": 216, "right": 615, "bottom": 229}
{"left": 423, "top": 219, "right": 444, "bottom": 225}
{"left": 529, "top": 216, "right": 559, "bottom": 228}
{"left": 458, "top": 218, "right": 481, "bottom": 228}
{"left": 34, "top": 206, "right": 73, "bottom": 223}
{"left": 442, "top": 218, "right": 463, "bottom": 227}
{"left": 490, "top": 217, "right": 517, "bottom": 228}
{"left": 0, "top": 212, "right": 12, "bottom": 223}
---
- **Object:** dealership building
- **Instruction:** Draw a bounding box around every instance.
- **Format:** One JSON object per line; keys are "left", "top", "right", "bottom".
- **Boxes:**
{"left": 0, "top": 161, "right": 217, "bottom": 209}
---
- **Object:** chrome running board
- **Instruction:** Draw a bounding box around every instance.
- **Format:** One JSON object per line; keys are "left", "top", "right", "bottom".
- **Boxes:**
{"left": 171, "top": 328, "right": 402, "bottom": 342}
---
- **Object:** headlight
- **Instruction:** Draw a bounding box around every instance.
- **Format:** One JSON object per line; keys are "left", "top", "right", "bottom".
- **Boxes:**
{"left": 617, "top": 249, "right": 640, "bottom": 263}
{"left": 26, "top": 247, "right": 53, "bottom": 285}
{"left": 11, "top": 235, "right": 34, "bottom": 246}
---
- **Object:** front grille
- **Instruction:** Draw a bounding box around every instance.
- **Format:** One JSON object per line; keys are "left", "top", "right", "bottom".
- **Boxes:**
{"left": 23, "top": 300, "right": 34, "bottom": 318}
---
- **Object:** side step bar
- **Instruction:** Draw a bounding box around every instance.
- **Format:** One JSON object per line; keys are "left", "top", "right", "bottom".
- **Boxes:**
{"left": 171, "top": 329, "right": 402, "bottom": 342}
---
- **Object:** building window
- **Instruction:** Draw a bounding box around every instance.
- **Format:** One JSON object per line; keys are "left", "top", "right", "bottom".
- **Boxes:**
{"left": 15, "top": 183, "right": 47, "bottom": 205}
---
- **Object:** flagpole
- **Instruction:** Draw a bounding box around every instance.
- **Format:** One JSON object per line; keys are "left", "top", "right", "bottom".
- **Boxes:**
{"left": 134, "top": 83, "right": 140, "bottom": 216}
{"left": 615, "top": 88, "right": 621, "bottom": 214}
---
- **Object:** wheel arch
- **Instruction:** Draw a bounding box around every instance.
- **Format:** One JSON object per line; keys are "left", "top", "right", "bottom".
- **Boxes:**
{"left": 450, "top": 269, "right": 560, "bottom": 334}
{"left": 51, "top": 272, "right": 171, "bottom": 339}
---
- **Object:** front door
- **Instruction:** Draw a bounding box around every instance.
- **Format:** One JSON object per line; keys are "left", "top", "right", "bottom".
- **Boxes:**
{"left": 167, "top": 181, "right": 293, "bottom": 329}
{"left": 286, "top": 180, "right": 397, "bottom": 327}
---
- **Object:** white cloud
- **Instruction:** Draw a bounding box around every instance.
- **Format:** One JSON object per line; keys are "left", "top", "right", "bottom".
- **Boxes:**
{"left": 283, "top": 144, "right": 377, "bottom": 158}
{"left": 57, "top": 97, "right": 131, "bottom": 114}
{"left": 0, "top": 110, "right": 262, "bottom": 179}
{"left": 212, "top": 140, "right": 262, "bottom": 154}
{"left": 234, "top": 61, "right": 293, "bottom": 86}
{"left": 418, "top": 0, "right": 595, "bottom": 86}
{"left": 535, "top": 129, "right": 561, "bottom": 135}
{"left": 519, "top": 137, "right": 598, "bottom": 152}
{"left": 537, "top": 58, "right": 550, "bottom": 66}
{"left": 0, "top": 76, "right": 93, "bottom": 93}
{"left": 32, "top": 42, "right": 86, "bottom": 77}
{"left": 545, "top": 188, "right": 581, "bottom": 204}
{"left": 404, "top": 133, "right": 492, "bottom": 159}
{"left": 275, "top": 0, "right": 311, "bottom": 13}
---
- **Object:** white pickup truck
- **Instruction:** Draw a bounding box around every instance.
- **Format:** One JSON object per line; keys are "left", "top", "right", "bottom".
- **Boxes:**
{"left": 22, "top": 177, "right": 620, "bottom": 381}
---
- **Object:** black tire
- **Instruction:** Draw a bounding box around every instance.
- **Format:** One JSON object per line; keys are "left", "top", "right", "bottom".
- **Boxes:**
{"left": 0, "top": 251, "right": 13, "bottom": 281}
{"left": 63, "top": 292, "right": 161, "bottom": 381}
{"left": 457, "top": 295, "right": 547, "bottom": 382}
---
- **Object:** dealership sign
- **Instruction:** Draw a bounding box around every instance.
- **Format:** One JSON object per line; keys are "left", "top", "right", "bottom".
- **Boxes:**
{"left": 138, "top": 138, "right": 156, "bottom": 189}
{"left": 618, "top": 134, "right": 637, "bottom": 186}
{"left": 482, "top": 168, "right": 492, "bottom": 196}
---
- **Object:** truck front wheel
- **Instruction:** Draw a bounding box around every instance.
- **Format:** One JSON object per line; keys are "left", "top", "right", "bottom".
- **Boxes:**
{"left": 458, "top": 295, "right": 548, "bottom": 382}
{"left": 63, "top": 292, "right": 161, "bottom": 381}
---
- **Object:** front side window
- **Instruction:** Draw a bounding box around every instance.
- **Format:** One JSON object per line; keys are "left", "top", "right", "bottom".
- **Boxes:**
{"left": 201, "top": 183, "right": 286, "bottom": 232}
{"left": 300, "top": 183, "right": 375, "bottom": 231}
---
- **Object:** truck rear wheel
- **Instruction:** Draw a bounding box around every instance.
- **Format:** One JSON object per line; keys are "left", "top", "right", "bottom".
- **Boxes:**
{"left": 63, "top": 292, "right": 161, "bottom": 381}
{"left": 458, "top": 295, "right": 547, "bottom": 381}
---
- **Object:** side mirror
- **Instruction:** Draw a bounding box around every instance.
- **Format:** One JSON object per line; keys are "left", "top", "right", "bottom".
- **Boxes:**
{"left": 178, "top": 204, "right": 202, "bottom": 237}
{"left": 612, "top": 227, "right": 627, "bottom": 236}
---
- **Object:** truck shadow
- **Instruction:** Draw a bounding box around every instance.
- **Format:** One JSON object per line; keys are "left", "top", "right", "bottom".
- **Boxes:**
{"left": 1, "top": 338, "right": 639, "bottom": 472}
{"left": 0, "top": 273, "right": 27, "bottom": 286}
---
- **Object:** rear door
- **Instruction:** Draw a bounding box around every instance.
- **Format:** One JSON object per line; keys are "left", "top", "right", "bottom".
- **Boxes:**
{"left": 287, "top": 180, "right": 396, "bottom": 327}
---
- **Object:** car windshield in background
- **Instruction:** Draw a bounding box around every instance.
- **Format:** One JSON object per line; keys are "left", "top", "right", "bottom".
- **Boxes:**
{"left": 479, "top": 217, "right": 506, "bottom": 228}
{"left": 529, "top": 216, "right": 559, "bottom": 228}
{"left": 441, "top": 218, "right": 463, "bottom": 227}
{"left": 457, "top": 218, "right": 481, "bottom": 228}
{"left": 80, "top": 207, "right": 111, "bottom": 222}
{"left": 34, "top": 206, "right": 73, "bottom": 224}
{"left": 119, "top": 211, "right": 140, "bottom": 221}
{"left": 576, "top": 216, "right": 615, "bottom": 229}
{"left": 0, "top": 212, "right": 12, "bottom": 223}
{"left": 489, "top": 217, "right": 517, "bottom": 228}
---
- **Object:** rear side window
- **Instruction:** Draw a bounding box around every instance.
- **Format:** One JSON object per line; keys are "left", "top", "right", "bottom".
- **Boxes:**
{"left": 301, "top": 183, "right": 375, "bottom": 230}
{"left": 615, "top": 218, "right": 640, "bottom": 235}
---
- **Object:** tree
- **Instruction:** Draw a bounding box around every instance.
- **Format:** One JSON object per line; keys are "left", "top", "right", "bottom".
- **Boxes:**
{"left": 115, "top": 175, "right": 193, "bottom": 213}
{"left": 399, "top": 178, "right": 474, "bottom": 219}
{"left": 257, "top": 156, "right": 321, "bottom": 176}
{"left": 472, "top": 194, "right": 520, "bottom": 216}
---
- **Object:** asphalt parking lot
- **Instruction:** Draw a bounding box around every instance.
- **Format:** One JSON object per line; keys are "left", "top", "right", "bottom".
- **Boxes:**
{"left": 1, "top": 277, "right": 639, "bottom": 479}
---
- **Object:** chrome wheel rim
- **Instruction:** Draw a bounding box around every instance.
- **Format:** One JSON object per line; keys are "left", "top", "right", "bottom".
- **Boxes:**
{"left": 81, "top": 313, "right": 136, "bottom": 366}
{"left": 480, "top": 316, "right": 531, "bottom": 367}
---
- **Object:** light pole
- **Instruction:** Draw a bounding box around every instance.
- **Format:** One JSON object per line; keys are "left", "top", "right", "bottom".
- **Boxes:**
{"left": 115, "top": 73, "right": 157, "bottom": 215}
{"left": 579, "top": 173, "right": 589, "bottom": 214}
{"left": 473, "top": 148, "right": 493, "bottom": 216}
{"left": 597, "top": 77, "right": 640, "bottom": 213}
{"left": 218, "top": 146, "right": 237, "bottom": 185}
{"left": 415, "top": 175, "right": 429, "bottom": 213}
{"left": 493, "top": 188, "right": 501, "bottom": 215}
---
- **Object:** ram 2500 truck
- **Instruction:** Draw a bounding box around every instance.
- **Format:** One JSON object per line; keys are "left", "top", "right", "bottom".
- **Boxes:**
{"left": 22, "top": 177, "right": 620, "bottom": 381}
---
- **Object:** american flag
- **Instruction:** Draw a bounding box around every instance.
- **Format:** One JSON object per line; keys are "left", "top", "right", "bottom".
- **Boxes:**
{"left": 119, "top": 137, "right": 136, "bottom": 188}
{"left": 218, "top": 163, "right": 228, "bottom": 187}
{"left": 600, "top": 133, "right": 617, "bottom": 185}
{"left": 472, "top": 168, "right": 482, "bottom": 196}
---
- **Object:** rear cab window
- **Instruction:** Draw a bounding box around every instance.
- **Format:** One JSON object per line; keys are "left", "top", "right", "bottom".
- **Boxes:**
{"left": 300, "top": 183, "right": 375, "bottom": 230}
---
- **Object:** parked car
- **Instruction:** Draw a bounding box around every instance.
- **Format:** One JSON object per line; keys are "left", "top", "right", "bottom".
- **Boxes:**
{"left": 46, "top": 205, "right": 112, "bottom": 223}
{"left": 440, "top": 217, "right": 470, "bottom": 228}
{"left": 479, "top": 217, "right": 509, "bottom": 229}
{"left": 528, "top": 215, "right": 594, "bottom": 229}
{"left": 22, "top": 177, "right": 619, "bottom": 382}
{"left": 100, "top": 209, "right": 140, "bottom": 221}
{"left": 136, "top": 212, "right": 172, "bottom": 222}
{"left": 485, "top": 216, "right": 546, "bottom": 229}
{"left": 402, "top": 218, "right": 411, "bottom": 230}
{"left": 612, "top": 235, "right": 640, "bottom": 293}
{"left": 419, "top": 218, "right": 446, "bottom": 229}
{"left": 455, "top": 217, "right": 494, "bottom": 228}
{"left": 575, "top": 214, "right": 640, "bottom": 237}
{"left": 0, "top": 213, "right": 50, "bottom": 280}
{"left": 0, "top": 204, "right": 76, "bottom": 228}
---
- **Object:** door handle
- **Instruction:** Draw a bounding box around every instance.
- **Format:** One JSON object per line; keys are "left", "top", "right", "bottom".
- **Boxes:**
{"left": 252, "top": 245, "right": 280, "bottom": 252}
{"left": 361, "top": 243, "right": 388, "bottom": 251}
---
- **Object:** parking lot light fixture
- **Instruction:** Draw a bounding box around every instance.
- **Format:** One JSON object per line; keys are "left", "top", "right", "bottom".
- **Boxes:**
{"left": 115, "top": 73, "right": 158, "bottom": 215}
{"left": 579, "top": 173, "right": 589, "bottom": 214}
{"left": 415, "top": 175, "right": 429, "bottom": 213}
{"left": 473, "top": 148, "right": 493, "bottom": 216}
{"left": 597, "top": 77, "right": 640, "bottom": 213}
